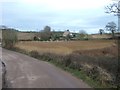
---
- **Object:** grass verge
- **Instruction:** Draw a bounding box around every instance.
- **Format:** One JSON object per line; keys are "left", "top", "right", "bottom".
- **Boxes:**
{"left": 49, "top": 60, "right": 113, "bottom": 88}
{"left": 50, "top": 61, "right": 101, "bottom": 88}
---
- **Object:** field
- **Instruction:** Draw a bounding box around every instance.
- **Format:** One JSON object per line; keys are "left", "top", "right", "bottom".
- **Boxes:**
{"left": 15, "top": 40, "right": 116, "bottom": 55}
{"left": 17, "top": 32, "right": 36, "bottom": 40}
{"left": 15, "top": 40, "right": 118, "bottom": 87}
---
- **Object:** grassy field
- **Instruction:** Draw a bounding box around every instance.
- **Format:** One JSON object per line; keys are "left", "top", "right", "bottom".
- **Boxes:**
{"left": 17, "top": 32, "right": 36, "bottom": 40}
{"left": 15, "top": 40, "right": 115, "bottom": 55}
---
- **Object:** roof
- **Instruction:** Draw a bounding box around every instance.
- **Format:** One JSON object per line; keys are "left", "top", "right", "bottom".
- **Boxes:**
{"left": 63, "top": 30, "right": 71, "bottom": 37}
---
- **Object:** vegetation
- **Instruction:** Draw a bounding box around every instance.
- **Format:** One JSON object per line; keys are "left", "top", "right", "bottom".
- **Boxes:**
{"left": 1, "top": 0, "right": 119, "bottom": 88}
{"left": 16, "top": 27, "right": 114, "bottom": 41}
{"left": 105, "top": 21, "right": 117, "bottom": 37}
{"left": 39, "top": 26, "right": 52, "bottom": 41}
{"left": 15, "top": 40, "right": 114, "bottom": 55}
{"left": 78, "top": 30, "right": 88, "bottom": 40}
{"left": 2, "top": 28, "right": 18, "bottom": 49}
{"left": 51, "top": 31, "right": 63, "bottom": 41}
{"left": 99, "top": 29, "right": 104, "bottom": 35}
{"left": 105, "top": 1, "right": 120, "bottom": 16}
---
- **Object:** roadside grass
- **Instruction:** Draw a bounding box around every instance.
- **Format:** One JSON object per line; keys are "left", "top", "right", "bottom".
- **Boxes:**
{"left": 49, "top": 60, "right": 104, "bottom": 88}
{"left": 43, "top": 55, "right": 117, "bottom": 88}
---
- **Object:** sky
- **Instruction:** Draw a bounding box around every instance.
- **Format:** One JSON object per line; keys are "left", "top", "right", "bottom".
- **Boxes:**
{"left": 1, "top": 0, "right": 118, "bottom": 34}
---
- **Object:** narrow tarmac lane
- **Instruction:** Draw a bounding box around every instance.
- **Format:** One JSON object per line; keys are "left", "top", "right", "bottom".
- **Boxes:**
{"left": 2, "top": 48, "right": 90, "bottom": 88}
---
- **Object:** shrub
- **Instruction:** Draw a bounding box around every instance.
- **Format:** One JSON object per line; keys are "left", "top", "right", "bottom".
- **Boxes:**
{"left": 63, "top": 56, "right": 72, "bottom": 67}
{"left": 2, "top": 29, "right": 18, "bottom": 49}
{"left": 30, "top": 50, "right": 39, "bottom": 58}
{"left": 61, "top": 53, "right": 117, "bottom": 86}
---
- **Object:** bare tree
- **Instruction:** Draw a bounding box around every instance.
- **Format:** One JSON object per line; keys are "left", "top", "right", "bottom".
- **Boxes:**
{"left": 105, "top": 1, "right": 120, "bottom": 32}
{"left": 2, "top": 27, "right": 18, "bottom": 49}
{"left": 39, "top": 26, "right": 52, "bottom": 41}
{"left": 105, "top": 21, "right": 117, "bottom": 37}
{"left": 105, "top": 0, "right": 120, "bottom": 15}
{"left": 99, "top": 29, "right": 104, "bottom": 35}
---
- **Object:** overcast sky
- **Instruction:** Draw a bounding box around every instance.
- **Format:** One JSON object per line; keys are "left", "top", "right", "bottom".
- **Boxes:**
{"left": 1, "top": 0, "right": 118, "bottom": 34}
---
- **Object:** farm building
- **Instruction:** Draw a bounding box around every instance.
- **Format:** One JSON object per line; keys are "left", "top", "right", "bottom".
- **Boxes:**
{"left": 63, "top": 30, "right": 73, "bottom": 37}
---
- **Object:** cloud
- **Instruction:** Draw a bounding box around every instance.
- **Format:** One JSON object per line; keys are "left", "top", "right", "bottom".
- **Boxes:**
{"left": 19, "top": 0, "right": 112, "bottom": 10}
{"left": 1, "top": 0, "right": 117, "bottom": 34}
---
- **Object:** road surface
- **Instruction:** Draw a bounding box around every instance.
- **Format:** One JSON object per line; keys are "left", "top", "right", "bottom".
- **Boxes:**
{"left": 2, "top": 48, "right": 91, "bottom": 88}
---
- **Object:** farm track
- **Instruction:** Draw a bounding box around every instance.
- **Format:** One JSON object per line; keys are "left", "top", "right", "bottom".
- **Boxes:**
{"left": 2, "top": 48, "right": 90, "bottom": 88}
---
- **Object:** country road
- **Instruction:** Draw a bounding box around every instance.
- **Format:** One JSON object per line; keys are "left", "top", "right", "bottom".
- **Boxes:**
{"left": 2, "top": 48, "right": 91, "bottom": 88}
